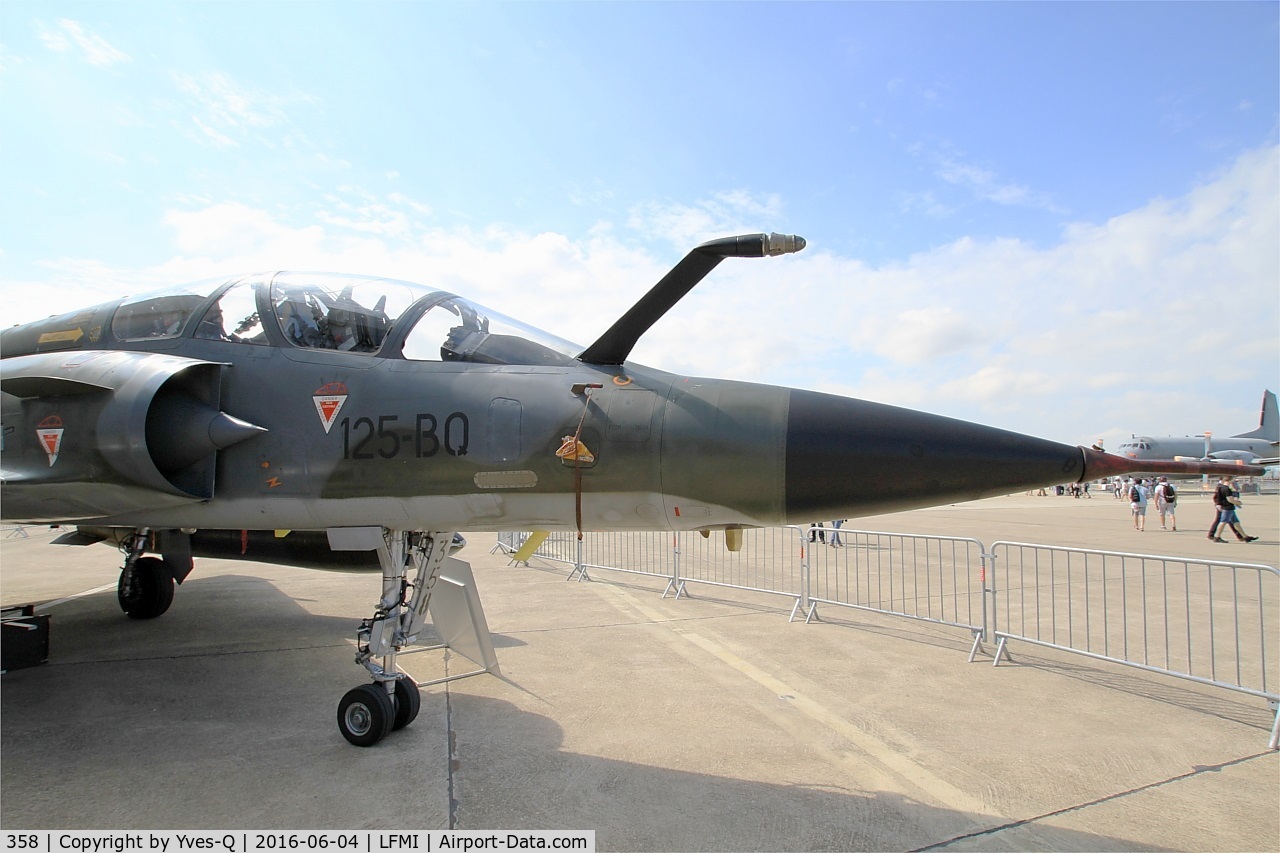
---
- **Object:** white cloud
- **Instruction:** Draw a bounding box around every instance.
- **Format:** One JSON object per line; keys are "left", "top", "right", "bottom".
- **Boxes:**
{"left": 935, "top": 153, "right": 1063, "bottom": 211}
{"left": 908, "top": 144, "right": 1064, "bottom": 214}
{"left": 627, "top": 190, "right": 786, "bottom": 247}
{"left": 37, "top": 19, "right": 130, "bottom": 67}
{"left": 317, "top": 189, "right": 419, "bottom": 238}
{"left": 899, "top": 189, "right": 954, "bottom": 218}
{"left": 865, "top": 306, "right": 990, "bottom": 364}
{"left": 190, "top": 116, "right": 238, "bottom": 148}
{"left": 161, "top": 202, "right": 331, "bottom": 267}
{"left": 0, "top": 44, "right": 21, "bottom": 73}
{"left": 169, "top": 71, "right": 311, "bottom": 149}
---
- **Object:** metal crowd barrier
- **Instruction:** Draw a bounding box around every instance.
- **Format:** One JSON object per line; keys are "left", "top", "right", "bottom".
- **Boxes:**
{"left": 807, "top": 529, "right": 988, "bottom": 657}
{"left": 533, "top": 530, "right": 674, "bottom": 584}
{"left": 491, "top": 531, "right": 521, "bottom": 555}
{"left": 673, "top": 526, "right": 810, "bottom": 614}
{"left": 988, "top": 542, "right": 1280, "bottom": 748}
{"left": 506, "top": 526, "right": 1279, "bottom": 749}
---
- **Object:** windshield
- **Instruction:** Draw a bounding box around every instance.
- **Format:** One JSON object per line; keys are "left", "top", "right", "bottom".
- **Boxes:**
{"left": 401, "top": 295, "right": 580, "bottom": 365}
{"left": 267, "top": 272, "right": 581, "bottom": 364}
{"left": 111, "top": 277, "right": 230, "bottom": 341}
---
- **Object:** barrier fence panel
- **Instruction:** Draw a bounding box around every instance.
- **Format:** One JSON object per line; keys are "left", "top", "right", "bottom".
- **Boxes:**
{"left": 807, "top": 529, "right": 988, "bottom": 646}
{"left": 578, "top": 531, "right": 674, "bottom": 580}
{"left": 674, "top": 526, "right": 806, "bottom": 603}
{"left": 528, "top": 531, "right": 579, "bottom": 566}
{"left": 491, "top": 531, "right": 520, "bottom": 555}
{"left": 990, "top": 542, "right": 1280, "bottom": 747}
{"left": 521, "top": 530, "right": 674, "bottom": 582}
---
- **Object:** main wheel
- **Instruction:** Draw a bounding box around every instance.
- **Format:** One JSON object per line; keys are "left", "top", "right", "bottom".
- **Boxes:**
{"left": 117, "top": 556, "right": 176, "bottom": 620}
{"left": 337, "top": 683, "right": 395, "bottom": 747}
{"left": 392, "top": 675, "right": 421, "bottom": 731}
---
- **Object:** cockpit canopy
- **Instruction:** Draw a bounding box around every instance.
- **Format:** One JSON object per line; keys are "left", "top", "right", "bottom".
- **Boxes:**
{"left": 107, "top": 272, "right": 583, "bottom": 366}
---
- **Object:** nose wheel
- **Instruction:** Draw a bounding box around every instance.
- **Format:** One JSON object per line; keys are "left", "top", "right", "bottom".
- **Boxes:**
{"left": 336, "top": 674, "right": 421, "bottom": 747}
{"left": 392, "top": 674, "right": 421, "bottom": 730}
{"left": 337, "top": 683, "right": 395, "bottom": 747}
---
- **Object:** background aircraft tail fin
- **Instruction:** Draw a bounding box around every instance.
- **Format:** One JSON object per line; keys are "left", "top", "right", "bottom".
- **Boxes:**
{"left": 1231, "top": 389, "right": 1278, "bottom": 441}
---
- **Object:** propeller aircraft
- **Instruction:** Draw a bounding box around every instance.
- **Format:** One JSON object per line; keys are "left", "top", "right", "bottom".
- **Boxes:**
{"left": 1113, "top": 389, "right": 1278, "bottom": 467}
{"left": 1, "top": 232, "right": 1262, "bottom": 746}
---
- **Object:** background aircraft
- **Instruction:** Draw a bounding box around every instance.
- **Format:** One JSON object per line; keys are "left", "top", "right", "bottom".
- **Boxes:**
{"left": 1, "top": 232, "right": 1261, "bottom": 746}
{"left": 1112, "top": 390, "right": 1278, "bottom": 467}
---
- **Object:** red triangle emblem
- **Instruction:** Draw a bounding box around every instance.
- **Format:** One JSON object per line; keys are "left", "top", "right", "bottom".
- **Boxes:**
{"left": 312, "top": 384, "right": 348, "bottom": 434}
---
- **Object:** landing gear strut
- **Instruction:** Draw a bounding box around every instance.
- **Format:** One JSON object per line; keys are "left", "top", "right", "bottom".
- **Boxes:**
{"left": 336, "top": 529, "right": 453, "bottom": 747}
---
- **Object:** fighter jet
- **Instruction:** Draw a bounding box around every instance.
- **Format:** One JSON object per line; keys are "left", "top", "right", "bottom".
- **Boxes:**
{"left": 1, "top": 232, "right": 1262, "bottom": 746}
{"left": 1114, "top": 390, "right": 1278, "bottom": 467}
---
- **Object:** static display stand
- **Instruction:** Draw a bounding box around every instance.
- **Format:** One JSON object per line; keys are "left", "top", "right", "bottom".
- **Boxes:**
{"left": 415, "top": 557, "right": 500, "bottom": 683}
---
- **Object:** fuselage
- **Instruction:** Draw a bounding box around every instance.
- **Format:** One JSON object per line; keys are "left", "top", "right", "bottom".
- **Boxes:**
{"left": 0, "top": 271, "right": 1149, "bottom": 536}
{"left": 1116, "top": 435, "right": 1274, "bottom": 464}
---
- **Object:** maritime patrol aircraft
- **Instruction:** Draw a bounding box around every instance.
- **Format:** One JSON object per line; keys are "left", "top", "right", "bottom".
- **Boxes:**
{"left": 1114, "top": 390, "right": 1278, "bottom": 466}
{"left": 1, "top": 232, "right": 1260, "bottom": 746}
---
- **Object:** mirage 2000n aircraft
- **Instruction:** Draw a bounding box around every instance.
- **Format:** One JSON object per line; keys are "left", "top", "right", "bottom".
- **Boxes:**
{"left": 1, "top": 232, "right": 1261, "bottom": 746}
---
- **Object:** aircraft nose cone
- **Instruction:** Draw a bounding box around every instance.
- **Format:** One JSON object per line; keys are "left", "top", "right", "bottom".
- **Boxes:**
{"left": 783, "top": 390, "right": 1084, "bottom": 522}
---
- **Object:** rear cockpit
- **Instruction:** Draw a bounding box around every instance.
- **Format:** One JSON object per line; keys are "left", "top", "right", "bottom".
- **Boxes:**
{"left": 3, "top": 272, "right": 583, "bottom": 366}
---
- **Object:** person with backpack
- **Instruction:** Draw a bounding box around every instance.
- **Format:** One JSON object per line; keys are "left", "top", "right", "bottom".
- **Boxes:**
{"left": 1155, "top": 476, "right": 1177, "bottom": 531}
{"left": 1129, "top": 478, "right": 1149, "bottom": 531}
{"left": 1208, "top": 475, "right": 1259, "bottom": 543}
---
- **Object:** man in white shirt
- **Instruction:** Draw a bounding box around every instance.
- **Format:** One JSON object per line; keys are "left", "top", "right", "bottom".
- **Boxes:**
{"left": 1129, "top": 478, "right": 1149, "bottom": 531}
{"left": 1154, "top": 476, "right": 1177, "bottom": 531}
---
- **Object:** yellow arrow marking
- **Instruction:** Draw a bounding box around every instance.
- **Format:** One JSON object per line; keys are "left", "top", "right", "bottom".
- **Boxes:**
{"left": 37, "top": 328, "right": 85, "bottom": 344}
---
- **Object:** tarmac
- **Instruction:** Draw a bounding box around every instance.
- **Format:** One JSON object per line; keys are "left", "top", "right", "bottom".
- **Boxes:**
{"left": 2, "top": 490, "right": 1278, "bottom": 851}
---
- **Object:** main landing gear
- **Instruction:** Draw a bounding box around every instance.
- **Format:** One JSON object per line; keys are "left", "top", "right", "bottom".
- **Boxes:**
{"left": 335, "top": 529, "right": 456, "bottom": 747}
{"left": 117, "top": 530, "right": 177, "bottom": 620}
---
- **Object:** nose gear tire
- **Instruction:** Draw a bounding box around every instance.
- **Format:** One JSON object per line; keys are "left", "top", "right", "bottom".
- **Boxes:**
{"left": 337, "top": 683, "right": 395, "bottom": 746}
{"left": 392, "top": 675, "right": 421, "bottom": 731}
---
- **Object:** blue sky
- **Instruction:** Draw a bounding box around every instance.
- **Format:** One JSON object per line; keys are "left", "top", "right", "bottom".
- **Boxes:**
{"left": 1, "top": 2, "right": 1277, "bottom": 447}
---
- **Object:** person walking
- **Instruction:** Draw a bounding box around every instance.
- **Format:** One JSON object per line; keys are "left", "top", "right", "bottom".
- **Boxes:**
{"left": 1208, "top": 475, "right": 1230, "bottom": 540}
{"left": 829, "top": 519, "right": 845, "bottom": 547}
{"left": 1209, "top": 475, "right": 1258, "bottom": 543}
{"left": 1129, "top": 478, "right": 1149, "bottom": 531}
{"left": 1154, "top": 476, "right": 1177, "bottom": 531}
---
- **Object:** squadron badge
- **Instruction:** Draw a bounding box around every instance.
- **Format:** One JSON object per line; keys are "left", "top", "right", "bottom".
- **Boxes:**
{"left": 36, "top": 415, "right": 64, "bottom": 467}
{"left": 312, "top": 382, "right": 348, "bottom": 434}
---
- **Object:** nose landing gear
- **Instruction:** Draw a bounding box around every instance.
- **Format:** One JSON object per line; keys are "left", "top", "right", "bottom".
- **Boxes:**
{"left": 337, "top": 529, "right": 453, "bottom": 747}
